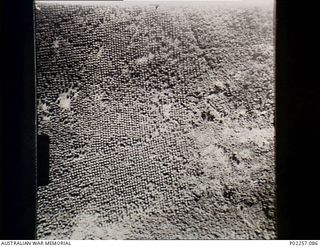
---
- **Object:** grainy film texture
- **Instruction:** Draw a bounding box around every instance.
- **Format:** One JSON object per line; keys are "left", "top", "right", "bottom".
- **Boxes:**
{"left": 35, "top": 1, "right": 275, "bottom": 239}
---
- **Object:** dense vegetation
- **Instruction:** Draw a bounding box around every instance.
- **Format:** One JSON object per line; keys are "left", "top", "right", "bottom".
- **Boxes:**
{"left": 36, "top": 2, "right": 275, "bottom": 239}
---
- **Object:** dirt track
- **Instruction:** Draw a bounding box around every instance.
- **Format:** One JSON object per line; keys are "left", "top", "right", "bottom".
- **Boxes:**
{"left": 36, "top": 2, "right": 275, "bottom": 239}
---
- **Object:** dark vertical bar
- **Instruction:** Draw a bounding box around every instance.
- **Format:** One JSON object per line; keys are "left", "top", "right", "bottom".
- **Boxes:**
{"left": 0, "top": 0, "right": 36, "bottom": 240}
{"left": 37, "top": 135, "right": 50, "bottom": 186}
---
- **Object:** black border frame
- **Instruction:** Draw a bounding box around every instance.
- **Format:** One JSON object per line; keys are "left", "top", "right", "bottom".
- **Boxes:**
{"left": 275, "top": 0, "right": 319, "bottom": 239}
{"left": 0, "top": 0, "right": 37, "bottom": 240}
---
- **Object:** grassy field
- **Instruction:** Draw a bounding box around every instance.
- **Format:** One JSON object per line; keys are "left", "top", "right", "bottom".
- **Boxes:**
{"left": 36, "top": 1, "right": 275, "bottom": 239}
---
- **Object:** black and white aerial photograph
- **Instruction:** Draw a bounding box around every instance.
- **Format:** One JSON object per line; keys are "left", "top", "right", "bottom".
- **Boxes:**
{"left": 35, "top": 0, "right": 275, "bottom": 240}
